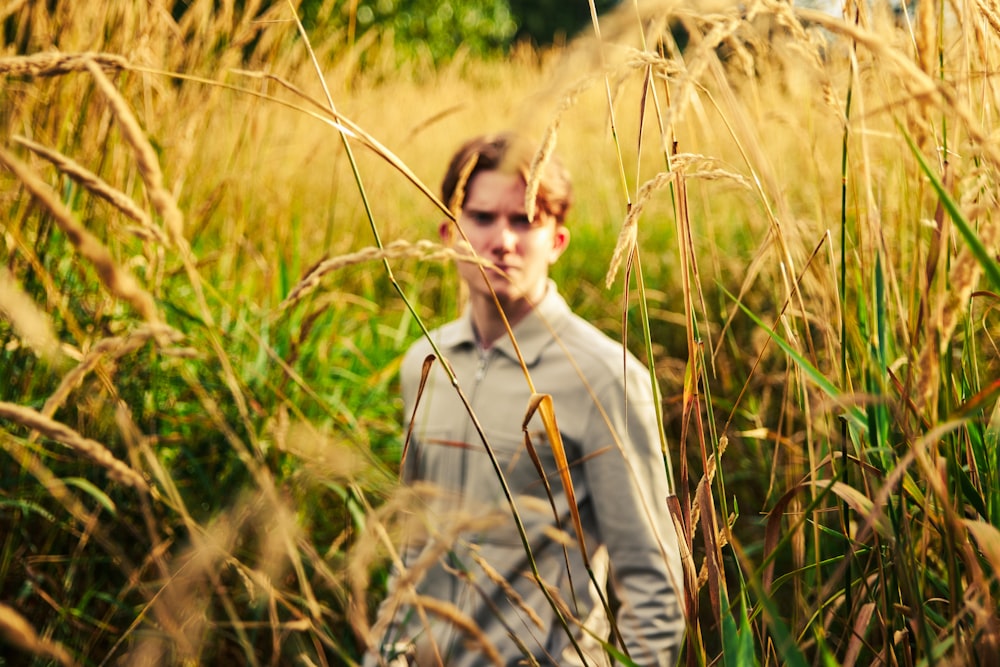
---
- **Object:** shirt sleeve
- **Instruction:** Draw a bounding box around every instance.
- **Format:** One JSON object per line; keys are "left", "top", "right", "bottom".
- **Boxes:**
{"left": 581, "top": 362, "right": 686, "bottom": 665}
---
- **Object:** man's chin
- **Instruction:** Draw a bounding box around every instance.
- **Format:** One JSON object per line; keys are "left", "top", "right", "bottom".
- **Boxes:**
{"left": 474, "top": 282, "right": 525, "bottom": 304}
{"left": 476, "top": 274, "right": 517, "bottom": 295}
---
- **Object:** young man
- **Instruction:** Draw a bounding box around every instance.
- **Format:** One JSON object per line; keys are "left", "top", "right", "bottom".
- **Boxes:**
{"left": 367, "top": 132, "right": 684, "bottom": 666}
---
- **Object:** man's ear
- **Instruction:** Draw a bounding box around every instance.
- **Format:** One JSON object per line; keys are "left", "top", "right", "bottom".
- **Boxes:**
{"left": 439, "top": 220, "right": 454, "bottom": 244}
{"left": 550, "top": 225, "right": 570, "bottom": 262}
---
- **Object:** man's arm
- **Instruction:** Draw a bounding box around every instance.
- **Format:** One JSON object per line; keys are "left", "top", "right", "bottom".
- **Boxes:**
{"left": 583, "top": 364, "right": 686, "bottom": 665}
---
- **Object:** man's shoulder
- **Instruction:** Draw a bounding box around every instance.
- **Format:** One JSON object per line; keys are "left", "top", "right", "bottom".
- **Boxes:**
{"left": 554, "top": 310, "right": 647, "bottom": 378}
{"left": 401, "top": 319, "right": 465, "bottom": 364}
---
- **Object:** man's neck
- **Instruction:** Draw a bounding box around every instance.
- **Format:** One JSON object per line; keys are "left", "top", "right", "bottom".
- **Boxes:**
{"left": 469, "top": 292, "right": 536, "bottom": 350}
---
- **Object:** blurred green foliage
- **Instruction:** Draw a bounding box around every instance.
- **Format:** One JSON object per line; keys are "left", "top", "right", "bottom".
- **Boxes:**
{"left": 165, "top": 0, "right": 623, "bottom": 63}
{"left": 320, "top": 0, "right": 625, "bottom": 58}
{"left": 330, "top": 0, "right": 518, "bottom": 59}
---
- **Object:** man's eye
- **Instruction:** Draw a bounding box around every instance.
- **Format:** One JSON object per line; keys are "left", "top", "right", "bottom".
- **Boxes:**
{"left": 511, "top": 216, "right": 534, "bottom": 228}
{"left": 467, "top": 211, "right": 494, "bottom": 225}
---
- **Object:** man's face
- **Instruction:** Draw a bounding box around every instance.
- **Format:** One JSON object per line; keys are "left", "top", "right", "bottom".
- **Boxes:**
{"left": 442, "top": 170, "right": 569, "bottom": 308}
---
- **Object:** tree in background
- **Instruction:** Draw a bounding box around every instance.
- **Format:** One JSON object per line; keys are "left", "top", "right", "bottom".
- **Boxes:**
{"left": 153, "top": 0, "right": 626, "bottom": 64}
{"left": 317, "top": 0, "right": 515, "bottom": 60}
{"left": 301, "top": 0, "right": 623, "bottom": 61}
{"left": 507, "top": 0, "right": 621, "bottom": 46}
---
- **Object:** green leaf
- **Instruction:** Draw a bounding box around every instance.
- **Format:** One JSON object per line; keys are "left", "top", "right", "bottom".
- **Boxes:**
{"left": 722, "top": 595, "right": 757, "bottom": 667}
{"left": 63, "top": 477, "right": 117, "bottom": 515}
{"left": 724, "top": 286, "right": 866, "bottom": 431}
{"left": 902, "top": 126, "right": 1000, "bottom": 291}
{"left": 0, "top": 498, "right": 56, "bottom": 522}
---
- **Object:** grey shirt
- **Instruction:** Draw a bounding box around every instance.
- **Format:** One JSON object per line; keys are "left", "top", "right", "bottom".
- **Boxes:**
{"left": 368, "top": 285, "right": 684, "bottom": 666}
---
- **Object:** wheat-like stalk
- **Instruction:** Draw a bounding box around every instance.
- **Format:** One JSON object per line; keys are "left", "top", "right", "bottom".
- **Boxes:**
{"left": 605, "top": 171, "right": 674, "bottom": 288}
{"left": 0, "top": 402, "right": 147, "bottom": 490}
{"left": 689, "top": 434, "right": 729, "bottom": 546}
{"left": 0, "top": 146, "right": 161, "bottom": 324}
{"left": 604, "top": 155, "right": 751, "bottom": 287}
{"left": 974, "top": 0, "right": 1000, "bottom": 36}
{"left": 622, "top": 48, "right": 685, "bottom": 78}
{"left": 469, "top": 549, "right": 545, "bottom": 631}
{"left": 402, "top": 594, "right": 504, "bottom": 666}
{"left": 358, "top": 501, "right": 506, "bottom": 655}
{"left": 85, "top": 58, "right": 185, "bottom": 246}
{"left": 0, "top": 267, "right": 63, "bottom": 361}
{"left": 524, "top": 71, "right": 606, "bottom": 224}
{"left": 0, "top": 0, "right": 26, "bottom": 23}
{"left": 915, "top": 0, "right": 938, "bottom": 78}
{"left": 448, "top": 147, "right": 481, "bottom": 218}
{"left": 13, "top": 134, "right": 167, "bottom": 244}
{"left": 0, "top": 51, "right": 127, "bottom": 77}
{"left": 525, "top": 126, "right": 558, "bottom": 224}
{"left": 0, "top": 603, "right": 78, "bottom": 667}
{"left": 917, "top": 210, "right": 1000, "bottom": 410}
{"left": 280, "top": 239, "right": 489, "bottom": 310}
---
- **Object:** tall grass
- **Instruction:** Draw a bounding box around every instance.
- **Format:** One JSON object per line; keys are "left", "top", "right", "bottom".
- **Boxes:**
{"left": 1, "top": 0, "right": 999, "bottom": 665}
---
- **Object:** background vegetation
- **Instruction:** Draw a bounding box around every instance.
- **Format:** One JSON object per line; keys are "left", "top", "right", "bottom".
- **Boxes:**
{"left": 1, "top": 0, "right": 999, "bottom": 665}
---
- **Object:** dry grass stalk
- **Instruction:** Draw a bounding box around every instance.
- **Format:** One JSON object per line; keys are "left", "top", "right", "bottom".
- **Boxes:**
{"left": 469, "top": 549, "right": 545, "bottom": 631}
{"left": 524, "top": 72, "right": 601, "bottom": 223}
{"left": 0, "top": 51, "right": 127, "bottom": 78}
{"left": 623, "top": 48, "right": 684, "bottom": 78}
{"left": 691, "top": 435, "right": 728, "bottom": 537}
{"left": 916, "top": 213, "right": 1000, "bottom": 409}
{"left": 669, "top": 13, "right": 744, "bottom": 122}
{"left": 448, "top": 148, "right": 481, "bottom": 218}
{"left": 671, "top": 153, "right": 754, "bottom": 189}
{"left": 280, "top": 239, "right": 486, "bottom": 310}
{"left": 0, "top": 603, "right": 78, "bottom": 667}
{"left": 604, "top": 172, "right": 673, "bottom": 288}
{"left": 974, "top": 0, "right": 1000, "bottom": 37}
{"left": 0, "top": 146, "right": 161, "bottom": 324}
{"left": 753, "top": 0, "right": 826, "bottom": 71}
{"left": 523, "top": 75, "right": 595, "bottom": 224}
{"left": 915, "top": 0, "right": 938, "bottom": 78}
{"left": 403, "top": 594, "right": 504, "bottom": 666}
{"left": 359, "top": 504, "right": 506, "bottom": 652}
{"left": 795, "top": 8, "right": 939, "bottom": 103}
{"left": 525, "top": 127, "right": 558, "bottom": 224}
{"left": 281, "top": 421, "right": 370, "bottom": 480}
{"left": 0, "top": 401, "right": 147, "bottom": 490}
{"left": 0, "top": 211, "right": 89, "bottom": 345}
{"left": 604, "top": 154, "right": 747, "bottom": 289}
{"left": 84, "top": 58, "right": 185, "bottom": 245}
{"left": 721, "top": 33, "right": 758, "bottom": 79}
{"left": 346, "top": 481, "right": 467, "bottom": 645}
{"left": 13, "top": 134, "right": 166, "bottom": 244}
{"left": 0, "top": 267, "right": 63, "bottom": 361}
{"left": 133, "top": 503, "right": 246, "bottom": 661}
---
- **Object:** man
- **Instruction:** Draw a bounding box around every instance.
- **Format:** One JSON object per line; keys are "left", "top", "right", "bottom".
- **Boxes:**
{"left": 367, "top": 132, "right": 684, "bottom": 666}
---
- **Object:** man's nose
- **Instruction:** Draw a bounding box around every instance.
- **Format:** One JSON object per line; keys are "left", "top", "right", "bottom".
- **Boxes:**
{"left": 493, "top": 218, "right": 518, "bottom": 251}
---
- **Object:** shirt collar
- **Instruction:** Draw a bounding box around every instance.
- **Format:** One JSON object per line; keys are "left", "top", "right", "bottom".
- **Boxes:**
{"left": 438, "top": 280, "right": 571, "bottom": 367}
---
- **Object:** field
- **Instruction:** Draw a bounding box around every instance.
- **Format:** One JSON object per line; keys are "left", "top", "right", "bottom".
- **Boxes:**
{"left": 2, "top": 0, "right": 1000, "bottom": 665}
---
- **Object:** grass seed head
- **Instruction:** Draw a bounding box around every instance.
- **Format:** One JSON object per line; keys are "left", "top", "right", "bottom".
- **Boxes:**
{"left": 0, "top": 603, "right": 78, "bottom": 667}
{"left": 0, "top": 268, "right": 63, "bottom": 362}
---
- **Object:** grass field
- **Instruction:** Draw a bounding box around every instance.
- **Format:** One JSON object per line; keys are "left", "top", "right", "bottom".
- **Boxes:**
{"left": 2, "top": 0, "right": 1000, "bottom": 665}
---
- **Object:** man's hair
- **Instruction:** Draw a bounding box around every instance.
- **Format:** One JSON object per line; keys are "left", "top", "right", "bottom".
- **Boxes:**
{"left": 440, "top": 132, "right": 573, "bottom": 224}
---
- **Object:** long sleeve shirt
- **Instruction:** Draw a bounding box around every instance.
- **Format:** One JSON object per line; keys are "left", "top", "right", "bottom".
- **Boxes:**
{"left": 368, "top": 285, "right": 684, "bottom": 666}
